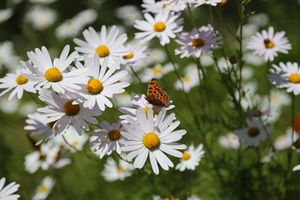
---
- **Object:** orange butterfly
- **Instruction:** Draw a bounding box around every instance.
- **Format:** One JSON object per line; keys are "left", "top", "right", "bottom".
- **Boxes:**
{"left": 146, "top": 78, "right": 169, "bottom": 107}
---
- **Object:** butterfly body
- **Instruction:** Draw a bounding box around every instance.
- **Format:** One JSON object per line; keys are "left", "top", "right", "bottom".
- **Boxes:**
{"left": 146, "top": 78, "right": 169, "bottom": 107}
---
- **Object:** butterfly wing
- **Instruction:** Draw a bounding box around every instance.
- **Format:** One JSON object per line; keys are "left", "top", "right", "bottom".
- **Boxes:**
{"left": 146, "top": 78, "right": 169, "bottom": 107}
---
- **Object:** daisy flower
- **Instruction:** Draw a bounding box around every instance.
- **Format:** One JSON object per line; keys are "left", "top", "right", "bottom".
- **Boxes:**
{"left": 32, "top": 176, "right": 55, "bottom": 200}
{"left": 121, "top": 43, "right": 149, "bottom": 69}
{"left": 119, "top": 94, "right": 175, "bottom": 123}
{"left": 175, "top": 143, "right": 205, "bottom": 171}
{"left": 274, "top": 128, "right": 297, "bottom": 151}
{"left": 101, "top": 157, "right": 134, "bottom": 182}
{"left": 140, "top": 62, "right": 174, "bottom": 83}
{"left": 0, "top": 8, "right": 13, "bottom": 24}
{"left": 175, "top": 25, "right": 222, "bottom": 58}
{"left": 0, "top": 177, "right": 20, "bottom": 200}
{"left": 246, "top": 26, "right": 291, "bottom": 61}
{"left": 193, "top": 0, "right": 221, "bottom": 7}
{"left": 24, "top": 112, "right": 55, "bottom": 145}
{"left": 0, "top": 41, "right": 20, "bottom": 71}
{"left": 37, "top": 89, "right": 101, "bottom": 136}
{"left": 218, "top": 133, "right": 240, "bottom": 149}
{"left": 90, "top": 120, "right": 125, "bottom": 158}
{"left": 74, "top": 25, "right": 128, "bottom": 65}
{"left": 134, "top": 11, "right": 183, "bottom": 46}
{"left": 120, "top": 107, "right": 186, "bottom": 175}
{"left": 141, "top": 0, "right": 186, "bottom": 13}
{"left": 234, "top": 117, "right": 272, "bottom": 147}
{"left": 23, "top": 45, "right": 88, "bottom": 94}
{"left": 56, "top": 9, "right": 97, "bottom": 39}
{"left": 53, "top": 126, "right": 89, "bottom": 152}
{"left": 174, "top": 63, "right": 201, "bottom": 92}
{"left": 115, "top": 5, "right": 143, "bottom": 26}
{"left": 0, "top": 68, "right": 37, "bottom": 100}
{"left": 24, "top": 140, "right": 60, "bottom": 173}
{"left": 74, "top": 55, "right": 129, "bottom": 111}
{"left": 268, "top": 62, "right": 300, "bottom": 95}
{"left": 25, "top": 5, "right": 57, "bottom": 31}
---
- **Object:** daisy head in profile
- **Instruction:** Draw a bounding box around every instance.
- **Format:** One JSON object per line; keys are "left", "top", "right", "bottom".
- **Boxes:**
{"left": 247, "top": 26, "right": 291, "bottom": 62}
{"left": 134, "top": 11, "right": 183, "bottom": 46}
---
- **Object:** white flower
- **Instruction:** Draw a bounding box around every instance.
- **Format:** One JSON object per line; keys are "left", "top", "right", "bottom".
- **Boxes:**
{"left": 0, "top": 41, "right": 20, "bottom": 71}
{"left": 74, "top": 55, "right": 129, "bottom": 111}
{"left": 115, "top": 5, "right": 142, "bottom": 26}
{"left": 134, "top": 11, "right": 183, "bottom": 46}
{"left": 24, "top": 141, "right": 60, "bottom": 173}
{"left": 24, "top": 112, "right": 54, "bottom": 145}
{"left": 0, "top": 177, "right": 20, "bottom": 200}
{"left": 140, "top": 63, "right": 174, "bottom": 83}
{"left": 293, "top": 164, "right": 300, "bottom": 172}
{"left": 32, "top": 176, "right": 55, "bottom": 200}
{"left": 90, "top": 120, "right": 125, "bottom": 158}
{"left": 247, "top": 26, "right": 291, "bottom": 61}
{"left": 174, "top": 63, "right": 200, "bottom": 92}
{"left": 25, "top": 6, "right": 57, "bottom": 31}
{"left": 0, "top": 8, "right": 13, "bottom": 24}
{"left": 142, "top": 0, "right": 186, "bottom": 13}
{"left": 101, "top": 157, "right": 134, "bottom": 182}
{"left": 37, "top": 90, "right": 101, "bottom": 136}
{"left": 218, "top": 133, "right": 240, "bottom": 149}
{"left": 274, "top": 128, "right": 297, "bottom": 150}
{"left": 23, "top": 45, "right": 88, "bottom": 94}
{"left": 175, "top": 144, "right": 205, "bottom": 171}
{"left": 74, "top": 26, "right": 128, "bottom": 65}
{"left": 121, "top": 44, "right": 149, "bottom": 69}
{"left": 234, "top": 117, "right": 272, "bottom": 147}
{"left": 53, "top": 126, "right": 89, "bottom": 152}
{"left": 119, "top": 94, "right": 175, "bottom": 123}
{"left": 0, "top": 68, "right": 37, "bottom": 100}
{"left": 193, "top": 0, "right": 221, "bottom": 7}
{"left": 175, "top": 25, "right": 222, "bottom": 58}
{"left": 56, "top": 9, "right": 97, "bottom": 39}
{"left": 268, "top": 62, "right": 300, "bottom": 96}
{"left": 187, "top": 194, "right": 202, "bottom": 200}
{"left": 121, "top": 107, "right": 186, "bottom": 174}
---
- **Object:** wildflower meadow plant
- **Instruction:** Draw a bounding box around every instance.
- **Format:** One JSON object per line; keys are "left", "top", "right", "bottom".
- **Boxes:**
{"left": 1, "top": 0, "right": 300, "bottom": 199}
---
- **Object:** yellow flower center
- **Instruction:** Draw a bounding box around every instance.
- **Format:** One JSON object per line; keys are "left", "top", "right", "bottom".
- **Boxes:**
{"left": 63, "top": 100, "right": 80, "bottom": 116}
{"left": 108, "top": 129, "right": 121, "bottom": 141}
{"left": 87, "top": 79, "right": 103, "bottom": 94}
{"left": 38, "top": 185, "right": 48, "bottom": 193}
{"left": 44, "top": 67, "right": 63, "bottom": 82}
{"left": 181, "top": 152, "right": 191, "bottom": 161}
{"left": 289, "top": 73, "right": 300, "bottom": 83}
{"left": 72, "top": 140, "right": 79, "bottom": 147}
{"left": 15, "top": 75, "right": 28, "bottom": 85}
{"left": 117, "top": 167, "right": 124, "bottom": 173}
{"left": 183, "top": 76, "right": 190, "bottom": 83}
{"left": 143, "top": 132, "right": 160, "bottom": 150}
{"left": 152, "top": 66, "right": 162, "bottom": 75}
{"left": 96, "top": 45, "right": 110, "bottom": 58}
{"left": 248, "top": 127, "right": 260, "bottom": 137}
{"left": 123, "top": 51, "right": 134, "bottom": 59}
{"left": 153, "top": 21, "right": 166, "bottom": 32}
{"left": 264, "top": 39, "right": 275, "bottom": 49}
{"left": 192, "top": 38, "right": 205, "bottom": 47}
